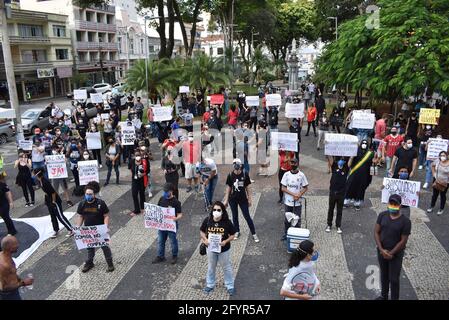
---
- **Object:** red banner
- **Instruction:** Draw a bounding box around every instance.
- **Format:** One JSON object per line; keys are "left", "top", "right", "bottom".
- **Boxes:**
{"left": 210, "top": 94, "right": 224, "bottom": 105}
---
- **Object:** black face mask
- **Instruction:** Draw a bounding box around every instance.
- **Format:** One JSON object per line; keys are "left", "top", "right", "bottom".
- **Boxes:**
{"left": 291, "top": 165, "right": 298, "bottom": 172}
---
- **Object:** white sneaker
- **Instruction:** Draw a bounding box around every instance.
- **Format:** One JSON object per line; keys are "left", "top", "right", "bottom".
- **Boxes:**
{"left": 325, "top": 226, "right": 331, "bottom": 233}
{"left": 70, "top": 178, "right": 75, "bottom": 182}
{"left": 148, "top": 192, "right": 153, "bottom": 198}
{"left": 427, "top": 207, "right": 433, "bottom": 213}
{"left": 418, "top": 165, "right": 423, "bottom": 170}
{"left": 99, "top": 164, "right": 103, "bottom": 169}
{"left": 437, "top": 210, "right": 444, "bottom": 215}
{"left": 253, "top": 234, "right": 260, "bottom": 243}
{"left": 337, "top": 228, "right": 343, "bottom": 234}
{"left": 250, "top": 179, "right": 255, "bottom": 183}
{"left": 50, "top": 231, "right": 59, "bottom": 239}
{"left": 234, "top": 232, "right": 239, "bottom": 240}
{"left": 423, "top": 183, "right": 428, "bottom": 189}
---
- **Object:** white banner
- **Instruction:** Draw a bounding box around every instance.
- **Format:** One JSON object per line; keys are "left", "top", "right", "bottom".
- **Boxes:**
{"left": 285, "top": 103, "right": 305, "bottom": 119}
{"left": 0, "top": 108, "right": 16, "bottom": 119}
{"left": 78, "top": 160, "right": 99, "bottom": 186}
{"left": 324, "top": 133, "right": 359, "bottom": 157}
{"left": 152, "top": 106, "right": 173, "bottom": 122}
{"left": 74, "top": 89, "right": 87, "bottom": 100}
{"left": 144, "top": 203, "right": 177, "bottom": 232}
{"left": 101, "top": 113, "right": 110, "bottom": 121}
{"left": 208, "top": 233, "right": 222, "bottom": 253}
{"left": 86, "top": 132, "right": 102, "bottom": 150}
{"left": 73, "top": 224, "right": 110, "bottom": 250}
{"left": 427, "top": 138, "right": 449, "bottom": 161}
{"left": 90, "top": 93, "right": 103, "bottom": 104}
{"left": 381, "top": 178, "right": 421, "bottom": 208}
{"left": 265, "top": 94, "right": 282, "bottom": 107}
{"left": 18, "top": 139, "right": 33, "bottom": 151}
{"left": 271, "top": 132, "right": 298, "bottom": 152}
{"left": 179, "top": 86, "right": 190, "bottom": 93}
{"left": 352, "top": 111, "right": 375, "bottom": 129}
{"left": 45, "top": 155, "right": 68, "bottom": 179}
{"left": 245, "top": 96, "right": 260, "bottom": 107}
{"left": 121, "top": 124, "right": 136, "bottom": 145}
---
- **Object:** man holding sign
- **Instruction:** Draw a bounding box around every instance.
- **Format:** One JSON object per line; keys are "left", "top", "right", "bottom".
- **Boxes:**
{"left": 76, "top": 182, "right": 114, "bottom": 273}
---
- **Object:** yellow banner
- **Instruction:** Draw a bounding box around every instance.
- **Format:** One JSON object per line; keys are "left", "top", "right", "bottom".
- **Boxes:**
{"left": 419, "top": 108, "right": 440, "bottom": 125}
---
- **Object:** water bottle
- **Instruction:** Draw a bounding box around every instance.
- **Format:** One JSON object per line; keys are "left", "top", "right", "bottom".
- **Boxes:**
{"left": 26, "top": 273, "right": 34, "bottom": 290}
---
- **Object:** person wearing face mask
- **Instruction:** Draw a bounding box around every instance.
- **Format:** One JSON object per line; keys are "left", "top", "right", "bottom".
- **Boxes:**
{"left": 196, "top": 157, "right": 218, "bottom": 210}
{"left": 14, "top": 152, "right": 34, "bottom": 207}
{"left": 405, "top": 112, "right": 419, "bottom": 146}
{"left": 31, "top": 140, "right": 46, "bottom": 175}
{"left": 182, "top": 132, "right": 200, "bottom": 192}
{"left": 281, "top": 158, "right": 309, "bottom": 240}
{"left": 268, "top": 105, "right": 279, "bottom": 130}
{"left": 0, "top": 172, "right": 17, "bottom": 236}
{"left": 162, "top": 146, "right": 180, "bottom": 200}
{"left": 76, "top": 183, "right": 115, "bottom": 273}
{"left": 317, "top": 111, "right": 330, "bottom": 150}
{"left": 152, "top": 183, "right": 183, "bottom": 264}
{"left": 0, "top": 236, "right": 34, "bottom": 300}
{"left": 417, "top": 124, "right": 434, "bottom": 169}
{"left": 104, "top": 138, "right": 120, "bottom": 186}
{"left": 382, "top": 126, "right": 404, "bottom": 177}
{"left": 50, "top": 146, "right": 74, "bottom": 208}
{"left": 223, "top": 159, "right": 259, "bottom": 242}
{"left": 256, "top": 120, "right": 269, "bottom": 176}
{"left": 326, "top": 156, "right": 349, "bottom": 233}
{"left": 66, "top": 139, "right": 82, "bottom": 188}
{"left": 41, "top": 129, "right": 54, "bottom": 155}
{"left": 374, "top": 194, "right": 411, "bottom": 300}
{"left": 389, "top": 137, "right": 418, "bottom": 179}
{"left": 427, "top": 151, "right": 449, "bottom": 215}
{"left": 88, "top": 124, "right": 102, "bottom": 169}
{"left": 128, "top": 151, "right": 148, "bottom": 216}
{"left": 200, "top": 201, "right": 237, "bottom": 296}
{"left": 76, "top": 118, "right": 87, "bottom": 144}
{"left": 344, "top": 140, "right": 376, "bottom": 211}
{"left": 227, "top": 104, "right": 239, "bottom": 129}
{"left": 280, "top": 240, "right": 320, "bottom": 300}
{"left": 138, "top": 141, "right": 153, "bottom": 197}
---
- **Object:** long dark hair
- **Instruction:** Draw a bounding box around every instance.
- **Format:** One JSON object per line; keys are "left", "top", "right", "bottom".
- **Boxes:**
{"left": 209, "top": 201, "right": 230, "bottom": 221}
{"left": 288, "top": 240, "right": 314, "bottom": 268}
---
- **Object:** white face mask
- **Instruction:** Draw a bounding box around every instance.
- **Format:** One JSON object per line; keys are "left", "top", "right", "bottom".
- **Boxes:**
{"left": 361, "top": 144, "right": 367, "bottom": 150}
{"left": 83, "top": 154, "right": 89, "bottom": 160}
{"left": 440, "top": 156, "right": 447, "bottom": 162}
{"left": 140, "top": 146, "right": 146, "bottom": 151}
{"left": 52, "top": 150, "right": 58, "bottom": 155}
{"left": 212, "top": 210, "right": 222, "bottom": 219}
{"left": 135, "top": 156, "right": 141, "bottom": 162}
{"left": 406, "top": 143, "right": 413, "bottom": 149}
{"left": 188, "top": 137, "right": 194, "bottom": 142}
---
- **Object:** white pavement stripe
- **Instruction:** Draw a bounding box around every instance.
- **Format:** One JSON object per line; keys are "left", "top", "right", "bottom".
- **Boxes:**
{"left": 370, "top": 198, "right": 449, "bottom": 300}
{"left": 47, "top": 190, "right": 190, "bottom": 300}
{"left": 166, "top": 192, "right": 261, "bottom": 300}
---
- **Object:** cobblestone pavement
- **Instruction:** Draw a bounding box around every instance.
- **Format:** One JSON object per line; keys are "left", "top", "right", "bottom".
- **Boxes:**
{"left": 2, "top": 109, "right": 448, "bottom": 300}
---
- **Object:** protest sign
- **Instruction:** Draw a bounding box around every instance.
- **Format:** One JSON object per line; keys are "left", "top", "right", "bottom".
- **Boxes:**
{"left": 101, "top": 113, "right": 110, "bottom": 121}
{"left": 18, "top": 140, "right": 32, "bottom": 151}
{"left": 144, "top": 203, "right": 177, "bottom": 232}
{"left": 210, "top": 94, "right": 225, "bottom": 105}
{"left": 208, "top": 233, "right": 222, "bottom": 253}
{"left": 271, "top": 132, "right": 298, "bottom": 152}
{"left": 78, "top": 160, "right": 99, "bottom": 185}
{"left": 86, "top": 132, "right": 102, "bottom": 150}
{"left": 45, "top": 155, "right": 68, "bottom": 179}
{"left": 352, "top": 111, "right": 375, "bottom": 129}
{"left": 245, "top": 96, "right": 260, "bottom": 107}
{"left": 151, "top": 106, "right": 173, "bottom": 122}
{"left": 121, "top": 123, "right": 136, "bottom": 145}
{"left": 419, "top": 108, "right": 440, "bottom": 125}
{"left": 90, "top": 93, "right": 103, "bottom": 104}
{"left": 73, "top": 224, "right": 110, "bottom": 250}
{"left": 179, "top": 86, "right": 190, "bottom": 93}
{"left": 426, "top": 138, "right": 449, "bottom": 160}
{"left": 324, "top": 133, "right": 359, "bottom": 157}
{"left": 381, "top": 178, "right": 421, "bottom": 208}
{"left": 74, "top": 89, "right": 87, "bottom": 100}
{"left": 265, "top": 94, "right": 282, "bottom": 107}
{"left": 285, "top": 103, "right": 305, "bottom": 119}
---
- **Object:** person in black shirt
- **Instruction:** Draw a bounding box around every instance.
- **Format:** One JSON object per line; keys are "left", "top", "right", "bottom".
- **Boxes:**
{"left": 128, "top": 151, "right": 148, "bottom": 216}
{"left": 405, "top": 112, "right": 419, "bottom": 146}
{"left": 326, "top": 157, "right": 349, "bottom": 233}
{"left": 33, "top": 169, "right": 73, "bottom": 238}
{"left": 389, "top": 137, "right": 418, "bottom": 179}
{"left": 223, "top": 159, "right": 259, "bottom": 243}
{"left": 152, "top": 183, "right": 183, "bottom": 265}
{"left": 76, "top": 183, "right": 114, "bottom": 273}
{"left": 200, "top": 201, "right": 236, "bottom": 296}
{"left": 374, "top": 194, "right": 411, "bottom": 300}
{"left": 0, "top": 172, "right": 17, "bottom": 236}
{"left": 162, "top": 147, "right": 180, "bottom": 200}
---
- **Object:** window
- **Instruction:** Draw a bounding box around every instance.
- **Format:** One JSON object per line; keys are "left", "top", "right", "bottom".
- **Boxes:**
{"left": 209, "top": 47, "right": 213, "bottom": 56}
{"left": 53, "top": 25, "right": 66, "bottom": 37}
{"left": 88, "top": 32, "right": 94, "bottom": 42}
{"left": 149, "top": 45, "right": 155, "bottom": 53}
{"left": 140, "top": 39, "right": 144, "bottom": 54}
{"left": 18, "top": 24, "right": 44, "bottom": 37}
{"left": 118, "top": 37, "right": 122, "bottom": 53}
{"left": 217, "top": 47, "right": 224, "bottom": 55}
{"left": 21, "top": 50, "right": 47, "bottom": 63}
{"left": 55, "top": 49, "right": 68, "bottom": 60}
{"left": 129, "top": 38, "right": 134, "bottom": 54}
{"left": 76, "top": 31, "right": 82, "bottom": 42}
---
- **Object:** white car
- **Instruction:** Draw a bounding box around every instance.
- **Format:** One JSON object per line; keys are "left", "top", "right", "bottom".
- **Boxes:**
{"left": 112, "top": 82, "right": 126, "bottom": 92}
{"left": 92, "top": 83, "right": 112, "bottom": 94}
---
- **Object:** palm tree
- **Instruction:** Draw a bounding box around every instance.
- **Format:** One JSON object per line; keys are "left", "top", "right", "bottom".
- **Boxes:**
{"left": 251, "top": 45, "right": 271, "bottom": 85}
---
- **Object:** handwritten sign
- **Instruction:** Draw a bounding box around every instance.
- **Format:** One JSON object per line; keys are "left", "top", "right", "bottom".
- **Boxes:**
{"left": 73, "top": 224, "right": 110, "bottom": 250}
{"left": 74, "top": 89, "right": 87, "bottom": 100}
{"left": 271, "top": 132, "right": 298, "bottom": 152}
{"left": 121, "top": 123, "right": 136, "bottom": 145}
{"left": 245, "top": 96, "right": 260, "bottom": 107}
{"left": 324, "top": 133, "right": 359, "bottom": 157}
{"left": 78, "top": 160, "right": 99, "bottom": 186}
{"left": 419, "top": 108, "right": 440, "bottom": 125}
{"left": 381, "top": 178, "right": 421, "bottom": 208}
{"left": 151, "top": 106, "right": 173, "bottom": 122}
{"left": 144, "top": 203, "right": 177, "bottom": 232}
{"left": 101, "top": 113, "right": 110, "bottom": 121}
{"left": 265, "top": 94, "right": 282, "bottom": 107}
{"left": 179, "top": 86, "right": 190, "bottom": 93}
{"left": 285, "top": 103, "right": 305, "bottom": 119}
{"left": 352, "top": 111, "right": 375, "bottom": 129}
{"left": 427, "top": 138, "right": 449, "bottom": 160}
{"left": 45, "top": 155, "right": 68, "bottom": 179}
{"left": 86, "top": 132, "right": 102, "bottom": 150}
{"left": 210, "top": 94, "right": 224, "bottom": 105}
{"left": 90, "top": 93, "right": 103, "bottom": 104}
{"left": 18, "top": 140, "right": 33, "bottom": 151}
{"left": 208, "top": 233, "right": 222, "bottom": 253}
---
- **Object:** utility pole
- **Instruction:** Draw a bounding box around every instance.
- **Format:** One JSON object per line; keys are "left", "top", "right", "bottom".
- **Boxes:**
{"left": 0, "top": 0, "right": 24, "bottom": 141}
{"left": 250, "top": 28, "right": 259, "bottom": 86}
{"left": 98, "top": 36, "right": 105, "bottom": 83}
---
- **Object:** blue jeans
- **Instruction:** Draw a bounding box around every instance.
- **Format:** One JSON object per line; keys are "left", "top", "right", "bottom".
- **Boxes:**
{"left": 229, "top": 199, "right": 256, "bottom": 234}
{"left": 425, "top": 160, "right": 433, "bottom": 184}
{"left": 157, "top": 229, "right": 178, "bottom": 258}
{"left": 243, "top": 162, "right": 250, "bottom": 176}
{"left": 385, "top": 157, "right": 392, "bottom": 177}
{"left": 418, "top": 143, "right": 427, "bottom": 167}
{"left": 203, "top": 175, "right": 218, "bottom": 206}
{"left": 206, "top": 249, "right": 234, "bottom": 290}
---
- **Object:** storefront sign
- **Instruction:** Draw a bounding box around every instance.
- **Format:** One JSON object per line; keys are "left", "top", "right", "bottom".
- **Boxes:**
{"left": 37, "top": 68, "right": 55, "bottom": 78}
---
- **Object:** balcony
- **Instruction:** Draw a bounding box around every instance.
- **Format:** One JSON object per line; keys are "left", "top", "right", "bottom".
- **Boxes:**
{"left": 75, "top": 20, "right": 116, "bottom": 33}
{"left": 76, "top": 41, "right": 118, "bottom": 51}
{"left": 9, "top": 35, "right": 50, "bottom": 45}
{"left": 0, "top": 61, "right": 53, "bottom": 72}
{"left": 77, "top": 60, "right": 120, "bottom": 70}
{"left": 87, "top": 4, "right": 115, "bottom": 13}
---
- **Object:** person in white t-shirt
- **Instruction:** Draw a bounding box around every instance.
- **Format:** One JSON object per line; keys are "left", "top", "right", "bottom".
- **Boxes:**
{"left": 196, "top": 158, "right": 218, "bottom": 208}
{"left": 281, "top": 158, "right": 309, "bottom": 240}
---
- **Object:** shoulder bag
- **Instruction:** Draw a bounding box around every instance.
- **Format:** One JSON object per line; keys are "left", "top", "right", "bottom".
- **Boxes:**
{"left": 433, "top": 164, "right": 448, "bottom": 192}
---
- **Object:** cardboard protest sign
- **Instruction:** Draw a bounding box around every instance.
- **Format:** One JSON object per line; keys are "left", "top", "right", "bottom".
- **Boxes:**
{"left": 120, "top": 123, "right": 136, "bottom": 145}
{"left": 245, "top": 96, "right": 260, "bottom": 107}
{"left": 381, "top": 178, "right": 421, "bottom": 208}
{"left": 426, "top": 138, "right": 449, "bottom": 160}
{"left": 271, "top": 132, "right": 298, "bottom": 152}
{"left": 419, "top": 108, "right": 440, "bottom": 125}
{"left": 144, "top": 203, "right": 177, "bottom": 232}
{"left": 86, "top": 132, "right": 102, "bottom": 150}
{"left": 208, "top": 233, "right": 222, "bottom": 253}
{"left": 74, "top": 89, "right": 87, "bottom": 100}
{"left": 265, "top": 94, "right": 282, "bottom": 107}
{"left": 18, "top": 140, "right": 33, "bottom": 151}
{"left": 151, "top": 106, "right": 173, "bottom": 122}
{"left": 210, "top": 94, "right": 225, "bottom": 105}
{"left": 285, "top": 103, "right": 305, "bottom": 119}
{"left": 324, "top": 133, "right": 359, "bottom": 157}
{"left": 73, "top": 224, "right": 110, "bottom": 250}
{"left": 90, "top": 93, "right": 103, "bottom": 104}
{"left": 179, "top": 86, "right": 190, "bottom": 93}
{"left": 45, "top": 155, "right": 68, "bottom": 179}
{"left": 352, "top": 111, "right": 375, "bottom": 129}
{"left": 78, "top": 160, "right": 99, "bottom": 185}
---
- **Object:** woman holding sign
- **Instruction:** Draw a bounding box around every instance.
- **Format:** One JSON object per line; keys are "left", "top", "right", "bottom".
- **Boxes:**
{"left": 427, "top": 151, "right": 449, "bottom": 216}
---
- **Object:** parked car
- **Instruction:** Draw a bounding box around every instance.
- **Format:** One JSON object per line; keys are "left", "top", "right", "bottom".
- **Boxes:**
{"left": 92, "top": 83, "right": 112, "bottom": 94}
{"left": 20, "top": 108, "right": 51, "bottom": 135}
{"left": 0, "top": 119, "right": 15, "bottom": 144}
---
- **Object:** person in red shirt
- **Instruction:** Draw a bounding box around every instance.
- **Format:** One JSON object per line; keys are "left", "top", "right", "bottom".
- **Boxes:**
{"left": 278, "top": 150, "right": 294, "bottom": 203}
{"left": 227, "top": 104, "right": 239, "bottom": 129}
{"left": 382, "top": 126, "right": 404, "bottom": 177}
{"left": 182, "top": 132, "right": 201, "bottom": 192}
{"left": 305, "top": 104, "right": 317, "bottom": 137}
{"left": 374, "top": 114, "right": 389, "bottom": 158}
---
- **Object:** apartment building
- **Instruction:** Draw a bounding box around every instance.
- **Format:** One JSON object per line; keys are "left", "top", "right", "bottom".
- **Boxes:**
{"left": 0, "top": 8, "right": 73, "bottom": 101}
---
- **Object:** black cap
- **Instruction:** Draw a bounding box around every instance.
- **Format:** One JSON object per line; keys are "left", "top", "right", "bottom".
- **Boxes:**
{"left": 163, "top": 183, "right": 174, "bottom": 192}
{"left": 389, "top": 194, "right": 401, "bottom": 205}
{"left": 298, "top": 240, "right": 314, "bottom": 255}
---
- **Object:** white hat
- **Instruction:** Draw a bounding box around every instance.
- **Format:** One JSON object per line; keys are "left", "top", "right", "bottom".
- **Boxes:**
{"left": 285, "top": 212, "right": 299, "bottom": 227}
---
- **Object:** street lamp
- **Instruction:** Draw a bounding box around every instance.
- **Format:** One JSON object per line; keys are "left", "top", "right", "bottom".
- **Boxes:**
{"left": 327, "top": 16, "right": 338, "bottom": 41}
{"left": 143, "top": 15, "right": 161, "bottom": 105}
